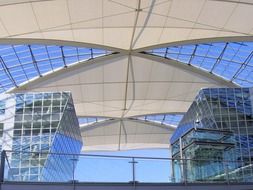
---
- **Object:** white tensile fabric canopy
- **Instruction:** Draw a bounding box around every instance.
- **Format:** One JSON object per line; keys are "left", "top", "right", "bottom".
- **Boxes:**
{"left": 80, "top": 118, "right": 174, "bottom": 151}
{"left": 0, "top": 0, "right": 251, "bottom": 50}
{"left": 12, "top": 54, "right": 231, "bottom": 118}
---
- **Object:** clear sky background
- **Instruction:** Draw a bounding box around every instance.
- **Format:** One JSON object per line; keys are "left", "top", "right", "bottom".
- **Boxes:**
{"left": 75, "top": 148, "right": 172, "bottom": 183}
{"left": 75, "top": 149, "right": 171, "bottom": 182}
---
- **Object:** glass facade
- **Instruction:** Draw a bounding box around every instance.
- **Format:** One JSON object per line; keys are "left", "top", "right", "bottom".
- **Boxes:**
{"left": 0, "top": 92, "right": 83, "bottom": 182}
{"left": 171, "top": 88, "right": 253, "bottom": 182}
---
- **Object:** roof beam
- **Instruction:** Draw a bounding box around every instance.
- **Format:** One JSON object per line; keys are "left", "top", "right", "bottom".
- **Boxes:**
{"left": 231, "top": 51, "right": 253, "bottom": 81}
{"left": 188, "top": 44, "right": 198, "bottom": 65}
{"left": 90, "top": 48, "right": 94, "bottom": 59}
{"left": 28, "top": 45, "right": 42, "bottom": 77}
{"left": 60, "top": 46, "right": 67, "bottom": 68}
{"left": 210, "top": 42, "right": 228, "bottom": 73}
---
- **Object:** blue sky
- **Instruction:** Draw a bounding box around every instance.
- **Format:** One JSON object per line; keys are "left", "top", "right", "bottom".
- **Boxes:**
{"left": 75, "top": 149, "right": 172, "bottom": 183}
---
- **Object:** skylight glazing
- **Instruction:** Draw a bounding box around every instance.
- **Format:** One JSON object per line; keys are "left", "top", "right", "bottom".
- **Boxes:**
{"left": 0, "top": 44, "right": 112, "bottom": 93}
{"left": 134, "top": 114, "right": 184, "bottom": 127}
{"left": 78, "top": 115, "right": 184, "bottom": 128}
{"left": 145, "top": 42, "right": 253, "bottom": 87}
{"left": 78, "top": 117, "right": 110, "bottom": 126}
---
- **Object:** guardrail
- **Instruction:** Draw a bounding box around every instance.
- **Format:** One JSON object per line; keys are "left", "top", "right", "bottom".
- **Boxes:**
{"left": 0, "top": 150, "right": 252, "bottom": 184}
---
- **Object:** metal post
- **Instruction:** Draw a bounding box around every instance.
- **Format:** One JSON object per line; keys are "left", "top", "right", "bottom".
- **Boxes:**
{"left": 225, "top": 162, "right": 230, "bottom": 185}
{"left": 129, "top": 157, "right": 138, "bottom": 186}
{"left": 72, "top": 155, "right": 75, "bottom": 182}
{"left": 179, "top": 137, "right": 185, "bottom": 183}
{"left": 182, "top": 159, "right": 187, "bottom": 185}
{"left": 70, "top": 155, "right": 78, "bottom": 182}
{"left": 171, "top": 158, "right": 175, "bottom": 182}
{"left": 132, "top": 158, "right": 136, "bottom": 184}
{"left": 0, "top": 150, "right": 6, "bottom": 183}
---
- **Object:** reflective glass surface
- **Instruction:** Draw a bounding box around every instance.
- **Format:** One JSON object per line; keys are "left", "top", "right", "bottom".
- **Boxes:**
{"left": 2, "top": 92, "right": 82, "bottom": 182}
{"left": 171, "top": 87, "right": 253, "bottom": 182}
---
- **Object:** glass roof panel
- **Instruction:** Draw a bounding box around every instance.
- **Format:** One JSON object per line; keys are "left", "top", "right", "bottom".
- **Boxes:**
{"left": 133, "top": 114, "right": 184, "bottom": 127}
{"left": 145, "top": 42, "right": 253, "bottom": 87}
{"left": 0, "top": 44, "right": 113, "bottom": 93}
{"left": 78, "top": 117, "right": 110, "bottom": 126}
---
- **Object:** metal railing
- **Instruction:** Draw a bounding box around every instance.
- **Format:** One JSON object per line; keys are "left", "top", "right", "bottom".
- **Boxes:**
{"left": 0, "top": 150, "right": 252, "bottom": 184}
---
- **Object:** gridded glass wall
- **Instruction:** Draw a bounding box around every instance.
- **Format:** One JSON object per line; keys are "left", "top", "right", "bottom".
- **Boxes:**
{"left": 171, "top": 88, "right": 253, "bottom": 182}
{"left": 41, "top": 94, "right": 82, "bottom": 182}
{"left": 9, "top": 92, "right": 82, "bottom": 182}
{"left": 172, "top": 128, "right": 236, "bottom": 182}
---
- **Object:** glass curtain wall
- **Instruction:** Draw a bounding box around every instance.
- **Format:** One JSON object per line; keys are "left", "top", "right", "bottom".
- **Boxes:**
{"left": 171, "top": 88, "right": 253, "bottom": 182}
{"left": 7, "top": 92, "right": 82, "bottom": 182}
